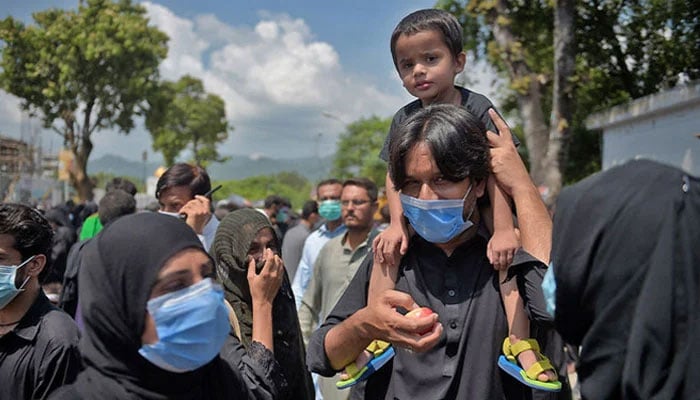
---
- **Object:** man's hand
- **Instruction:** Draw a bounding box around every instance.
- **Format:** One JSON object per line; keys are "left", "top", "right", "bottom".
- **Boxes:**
{"left": 180, "top": 195, "right": 211, "bottom": 234}
{"left": 359, "top": 290, "right": 442, "bottom": 352}
{"left": 325, "top": 289, "right": 443, "bottom": 370}
{"left": 486, "top": 108, "right": 533, "bottom": 198}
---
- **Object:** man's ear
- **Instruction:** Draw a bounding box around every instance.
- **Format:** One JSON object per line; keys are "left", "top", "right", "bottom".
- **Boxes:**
{"left": 25, "top": 254, "right": 46, "bottom": 277}
{"left": 474, "top": 178, "right": 487, "bottom": 199}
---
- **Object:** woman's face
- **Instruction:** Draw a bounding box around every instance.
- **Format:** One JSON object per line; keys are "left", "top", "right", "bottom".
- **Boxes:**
{"left": 246, "top": 227, "right": 278, "bottom": 266}
{"left": 141, "top": 248, "right": 214, "bottom": 345}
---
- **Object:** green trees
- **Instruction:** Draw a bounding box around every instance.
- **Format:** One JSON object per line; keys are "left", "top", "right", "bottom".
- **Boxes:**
{"left": 331, "top": 116, "right": 391, "bottom": 187}
{"left": 217, "top": 171, "right": 313, "bottom": 209}
{"left": 438, "top": 0, "right": 699, "bottom": 203}
{"left": 0, "top": 0, "right": 168, "bottom": 200}
{"left": 146, "top": 75, "right": 230, "bottom": 167}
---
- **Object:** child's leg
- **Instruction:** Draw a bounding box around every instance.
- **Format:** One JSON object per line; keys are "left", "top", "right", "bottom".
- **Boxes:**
{"left": 339, "top": 174, "right": 403, "bottom": 383}
{"left": 490, "top": 175, "right": 555, "bottom": 382}
{"left": 338, "top": 250, "right": 399, "bottom": 379}
{"left": 500, "top": 270, "right": 554, "bottom": 382}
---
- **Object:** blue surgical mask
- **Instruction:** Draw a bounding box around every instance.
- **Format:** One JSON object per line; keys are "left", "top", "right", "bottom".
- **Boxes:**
{"left": 399, "top": 185, "right": 475, "bottom": 244}
{"left": 276, "top": 208, "right": 289, "bottom": 224}
{"left": 318, "top": 200, "right": 341, "bottom": 221}
{"left": 542, "top": 263, "right": 556, "bottom": 318}
{"left": 139, "top": 278, "right": 230, "bottom": 373}
{"left": 0, "top": 256, "right": 35, "bottom": 310}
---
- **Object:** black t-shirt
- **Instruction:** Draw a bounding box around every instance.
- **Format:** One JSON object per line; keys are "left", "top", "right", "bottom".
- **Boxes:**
{"left": 379, "top": 86, "right": 519, "bottom": 162}
{"left": 0, "top": 292, "right": 80, "bottom": 399}
{"left": 306, "top": 236, "right": 558, "bottom": 400}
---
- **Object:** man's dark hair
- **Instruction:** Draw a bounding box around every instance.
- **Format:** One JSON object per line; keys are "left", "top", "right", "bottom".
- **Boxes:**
{"left": 98, "top": 189, "right": 137, "bottom": 226}
{"left": 155, "top": 163, "right": 211, "bottom": 199}
{"left": 105, "top": 177, "right": 137, "bottom": 196}
{"left": 301, "top": 200, "right": 319, "bottom": 219}
{"left": 389, "top": 104, "right": 489, "bottom": 191}
{"left": 0, "top": 204, "right": 54, "bottom": 281}
{"left": 264, "top": 195, "right": 285, "bottom": 210}
{"left": 316, "top": 178, "right": 342, "bottom": 197}
{"left": 343, "top": 177, "right": 379, "bottom": 203}
{"left": 390, "top": 9, "right": 464, "bottom": 70}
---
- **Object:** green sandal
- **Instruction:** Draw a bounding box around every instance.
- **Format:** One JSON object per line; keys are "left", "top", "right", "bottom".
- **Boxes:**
{"left": 336, "top": 340, "right": 395, "bottom": 389}
{"left": 497, "top": 337, "right": 562, "bottom": 392}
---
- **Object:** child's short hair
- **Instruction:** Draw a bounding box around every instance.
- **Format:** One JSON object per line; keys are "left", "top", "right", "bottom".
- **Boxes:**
{"left": 390, "top": 9, "right": 464, "bottom": 69}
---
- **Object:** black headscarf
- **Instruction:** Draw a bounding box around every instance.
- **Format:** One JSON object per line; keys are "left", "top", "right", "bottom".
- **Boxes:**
{"left": 54, "top": 213, "right": 243, "bottom": 399}
{"left": 551, "top": 159, "right": 700, "bottom": 399}
{"left": 213, "top": 208, "right": 314, "bottom": 400}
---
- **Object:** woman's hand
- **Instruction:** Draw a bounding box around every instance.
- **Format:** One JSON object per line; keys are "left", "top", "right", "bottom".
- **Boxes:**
{"left": 248, "top": 248, "right": 284, "bottom": 306}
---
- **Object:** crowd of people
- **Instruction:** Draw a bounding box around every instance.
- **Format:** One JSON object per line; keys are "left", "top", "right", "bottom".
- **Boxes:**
{"left": 1, "top": 7, "right": 698, "bottom": 400}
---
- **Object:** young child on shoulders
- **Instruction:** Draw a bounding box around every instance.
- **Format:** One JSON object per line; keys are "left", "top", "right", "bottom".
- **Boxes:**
{"left": 336, "top": 8, "right": 560, "bottom": 392}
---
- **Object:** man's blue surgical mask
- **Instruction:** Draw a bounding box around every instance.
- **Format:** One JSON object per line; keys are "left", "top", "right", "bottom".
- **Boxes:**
{"left": 0, "top": 255, "right": 35, "bottom": 310}
{"left": 318, "top": 200, "right": 342, "bottom": 221}
{"left": 276, "top": 208, "right": 289, "bottom": 224}
{"left": 139, "top": 278, "right": 230, "bottom": 373}
{"left": 542, "top": 263, "right": 556, "bottom": 318}
{"left": 399, "top": 185, "right": 475, "bottom": 244}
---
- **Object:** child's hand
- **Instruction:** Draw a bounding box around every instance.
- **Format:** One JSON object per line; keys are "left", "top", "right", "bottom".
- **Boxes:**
{"left": 487, "top": 228, "right": 520, "bottom": 270}
{"left": 247, "top": 248, "right": 284, "bottom": 306}
{"left": 372, "top": 222, "right": 408, "bottom": 267}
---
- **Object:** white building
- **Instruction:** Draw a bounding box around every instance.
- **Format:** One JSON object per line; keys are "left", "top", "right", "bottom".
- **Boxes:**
{"left": 585, "top": 81, "right": 700, "bottom": 176}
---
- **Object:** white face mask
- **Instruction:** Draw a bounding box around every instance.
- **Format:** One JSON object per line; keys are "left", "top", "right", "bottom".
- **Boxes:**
{"left": 158, "top": 210, "right": 181, "bottom": 218}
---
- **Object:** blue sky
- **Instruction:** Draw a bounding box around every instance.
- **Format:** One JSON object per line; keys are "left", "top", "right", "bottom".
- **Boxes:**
{"left": 0, "top": 0, "right": 501, "bottom": 162}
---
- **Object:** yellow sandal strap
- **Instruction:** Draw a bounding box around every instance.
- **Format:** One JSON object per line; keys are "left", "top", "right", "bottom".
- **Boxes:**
{"left": 342, "top": 339, "right": 390, "bottom": 377}
{"left": 509, "top": 338, "right": 541, "bottom": 356}
{"left": 342, "top": 360, "right": 364, "bottom": 378}
{"left": 524, "top": 358, "right": 556, "bottom": 380}
{"left": 367, "top": 340, "right": 391, "bottom": 355}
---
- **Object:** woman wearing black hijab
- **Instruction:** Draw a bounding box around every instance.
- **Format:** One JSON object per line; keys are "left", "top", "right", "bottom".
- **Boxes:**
{"left": 549, "top": 159, "right": 700, "bottom": 399}
{"left": 50, "top": 212, "right": 286, "bottom": 399}
{"left": 213, "top": 209, "right": 314, "bottom": 400}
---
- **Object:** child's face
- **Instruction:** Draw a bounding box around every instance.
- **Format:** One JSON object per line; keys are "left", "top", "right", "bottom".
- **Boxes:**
{"left": 394, "top": 30, "right": 465, "bottom": 106}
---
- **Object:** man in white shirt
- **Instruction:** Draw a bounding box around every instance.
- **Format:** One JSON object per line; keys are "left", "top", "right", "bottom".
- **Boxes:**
{"left": 156, "top": 163, "right": 219, "bottom": 252}
{"left": 291, "top": 179, "right": 346, "bottom": 308}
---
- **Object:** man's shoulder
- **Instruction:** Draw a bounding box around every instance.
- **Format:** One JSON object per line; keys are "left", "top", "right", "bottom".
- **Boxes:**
{"left": 286, "top": 223, "right": 310, "bottom": 238}
{"left": 38, "top": 307, "right": 80, "bottom": 345}
{"left": 321, "top": 233, "right": 345, "bottom": 252}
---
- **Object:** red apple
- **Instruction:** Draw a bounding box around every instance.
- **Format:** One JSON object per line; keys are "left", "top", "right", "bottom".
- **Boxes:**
{"left": 405, "top": 307, "right": 435, "bottom": 335}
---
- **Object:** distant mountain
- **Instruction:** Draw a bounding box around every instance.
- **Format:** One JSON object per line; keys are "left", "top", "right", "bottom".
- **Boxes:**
{"left": 88, "top": 154, "right": 161, "bottom": 181}
{"left": 88, "top": 153, "right": 335, "bottom": 182}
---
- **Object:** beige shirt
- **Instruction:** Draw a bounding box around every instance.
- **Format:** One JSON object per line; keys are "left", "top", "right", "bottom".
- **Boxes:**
{"left": 298, "top": 230, "right": 375, "bottom": 346}
{"left": 298, "top": 230, "right": 375, "bottom": 400}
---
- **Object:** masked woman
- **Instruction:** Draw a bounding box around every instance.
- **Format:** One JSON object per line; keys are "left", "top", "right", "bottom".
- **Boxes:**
{"left": 50, "top": 212, "right": 286, "bottom": 399}
{"left": 549, "top": 159, "right": 700, "bottom": 399}
{"left": 213, "top": 209, "right": 314, "bottom": 400}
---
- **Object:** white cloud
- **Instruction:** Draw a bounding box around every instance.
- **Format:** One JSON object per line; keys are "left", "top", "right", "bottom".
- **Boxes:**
{"left": 0, "top": 91, "right": 23, "bottom": 129}
{"left": 1, "top": 3, "right": 419, "bottom": 162}
{"left": 140, "top": 5, "right": 407, "bottom": 159}
{"left": 143, "top": 2, "right": 208, "bottom": 79}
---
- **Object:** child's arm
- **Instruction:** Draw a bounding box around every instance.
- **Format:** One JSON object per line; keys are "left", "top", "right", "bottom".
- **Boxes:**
{"left": 487, "top": 175, "right": 519, "bottom": 270}
{"left": 371, "top": 171, "right": 408, "bottom": 267}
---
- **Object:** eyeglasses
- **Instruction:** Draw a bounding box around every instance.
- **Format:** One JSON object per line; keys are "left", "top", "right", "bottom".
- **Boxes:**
{"left": 341, "top": 199, "right": 372, "bottom": 207}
